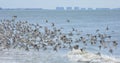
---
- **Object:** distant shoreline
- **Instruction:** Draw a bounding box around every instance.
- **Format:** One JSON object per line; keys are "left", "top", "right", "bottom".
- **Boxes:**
{"left": 0, "top": 8, "right": 120, "bottom": 11}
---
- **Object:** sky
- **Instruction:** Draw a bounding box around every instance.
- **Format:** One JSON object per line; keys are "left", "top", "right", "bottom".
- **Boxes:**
{"left": 0, "top": 0, "right": 120, "bottom": 9}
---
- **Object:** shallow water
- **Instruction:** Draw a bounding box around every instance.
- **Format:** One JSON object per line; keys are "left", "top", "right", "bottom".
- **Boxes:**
{"left": 0, "top": 10, "right": 120, "bottom": 62}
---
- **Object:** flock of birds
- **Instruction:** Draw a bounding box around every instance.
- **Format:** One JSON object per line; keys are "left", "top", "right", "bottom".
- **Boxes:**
{"left": 0, "top": 16, "right": 118, "bottom": 55}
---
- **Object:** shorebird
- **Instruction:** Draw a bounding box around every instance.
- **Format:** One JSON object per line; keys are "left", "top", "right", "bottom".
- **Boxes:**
{"left": 67, "top": 19, "right": 70, "bottom": 23}
{"left": 12, "top": 16, "right": 17, "bottom": 19}
{"left": 80, "top": 47, "right": 86, "bottom": 53}
{"left": 45, "top": 20, "right": 48, "bottom": 23}
{"left": 33, "top": 44, "right": 39, "bottom": 51}
{"left": 86, "top": 34, "right": 91, "bottom": 37}
{"left": 112, "top": 41, "right": 118, "bottom": 48}
{"left": 73, "top": 45, "right": 79, "bottom": 49}
{"left": 96, "top": 29, "right": 99, "bottom": 33}
{"left": 72, "top": 28, "right": 75, "bottom": 31}
{"left": 98, "top": 45, "right": 102, "bottom": 50}
{"left": 53, "top": 45, "right": 58, "bottom": 51}
{"left": 109, "top": 48, "right": 113, "bottom": 54}
{"left": 68, "top": 32, "right": 73, "bottom": 36}
{"left": 25, "top": 45, "right": 29, "bottom": 51}
{"left": 12, "top": 16, "right": 17, "bottom": 21}
{"left": 106, "top": 26, "right": 109, "bottom": 31}
{"left": 100, "top": 40, "right": 107, "bottom": 48}
{"left": 51, "top": 22, "right": 55, "bottom": 27}
{"left": 107, "top": 35, "right": 111, "bottom": 39}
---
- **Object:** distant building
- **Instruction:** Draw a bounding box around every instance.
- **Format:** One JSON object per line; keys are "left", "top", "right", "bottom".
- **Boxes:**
{"left": 87, "top": 8, "right": 93, "bottom": 11}
{"left": 80, "top": 8, "right": 86, "bottom": 10}
{"left": 96, "top": 8, "right": 110, "bottom": 10}
{"left": 112, "top": 8, "right": 120, "bottom": 10}
{"left": 56, "top": 7, "right": 64, "bottom": 10}
{"left": 66, "top": 7, "right": 72, "bottom": 10}
{"left": 24, "top": 8, "right": 43, "bottom": 10}
{"left": 74, "top": 7, "right": 79, "bottom": 10}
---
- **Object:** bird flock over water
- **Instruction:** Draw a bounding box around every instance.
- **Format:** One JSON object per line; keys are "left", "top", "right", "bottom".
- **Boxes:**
{"left": 0, "top": 16, "right": 118, "bottom": 55}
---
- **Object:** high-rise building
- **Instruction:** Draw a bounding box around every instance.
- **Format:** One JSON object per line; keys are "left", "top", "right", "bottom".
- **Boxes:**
{"left": 96, "top": 8, "right": 110, "bottom": 10}
{"left": 80, "top": 8, "right": 86, "bottom": 10}
{"left": 56, "top": 7, "right": 64, "bottom": 10}
{"left": 74, "top": 7, "right": 79, "bottom": 10}
{"left": 66, "top": 7, "right": 72, "bottom": 10}
{"left": 87, "top": 8, "right": 93, "bottom": 11}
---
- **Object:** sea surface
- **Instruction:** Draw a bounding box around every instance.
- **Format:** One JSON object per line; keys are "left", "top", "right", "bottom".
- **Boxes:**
{"left": 0, "top": 10, "right": 120, "bottom": 62}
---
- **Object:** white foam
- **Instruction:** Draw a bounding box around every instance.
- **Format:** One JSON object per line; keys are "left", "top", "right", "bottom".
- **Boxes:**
{"left": 67, "top": 49, "right": 120, "bottom": 63}
{"left": 0, "top": 49, "right": 120, "bottom": 63}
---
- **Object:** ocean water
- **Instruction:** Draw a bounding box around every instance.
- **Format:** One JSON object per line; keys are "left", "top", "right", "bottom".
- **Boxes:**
{"left": 0, "top": 10, "right": 120, "bottom": 62}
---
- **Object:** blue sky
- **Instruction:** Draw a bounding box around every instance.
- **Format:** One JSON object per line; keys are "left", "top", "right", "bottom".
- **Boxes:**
{"left": 0, "top": 0, "right": 120, "bottom": 9}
